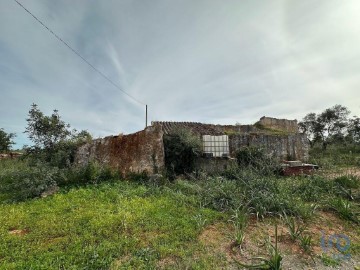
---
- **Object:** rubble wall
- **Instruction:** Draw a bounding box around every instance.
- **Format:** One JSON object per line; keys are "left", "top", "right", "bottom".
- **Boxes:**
{"left": 259, "top": 117, "right": 298, "bottom": 133}
{"left": 229, "top": 133, "right": 309, "bottom": 161}
{"left": 75, "top": 125, "right": 165, "bottom": 176}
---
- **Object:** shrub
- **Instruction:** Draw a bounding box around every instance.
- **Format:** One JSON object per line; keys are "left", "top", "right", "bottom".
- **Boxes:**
{"left": 62, "top": 162, "right": 121, "bottom": 186}
{"left": 24, "top": 104, "right": 92, "bottom": 168}
{"left": 0, "top": 128, "right": 15, "bottom": 153}
{"left": 198, "top": 177, "right": 242, "bottom": 212}
{"left": 0, "top": 162, "right": 63, "bottom": 202}
{"left": 126, "top": 171, "right": 149, "bottom": 184}
{"left": 163, "top": 127, "right": 202, "bottom": 177}
{"left": 330, "top": 198, "right": 359, "bottom": 223}
{"left": 235, "top": 146, "right": 279, "bottom": 175}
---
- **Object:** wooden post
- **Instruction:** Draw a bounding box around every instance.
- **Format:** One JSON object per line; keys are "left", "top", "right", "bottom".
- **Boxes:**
{"left": 146, "top": 104, "right": 148, "bottom": 128}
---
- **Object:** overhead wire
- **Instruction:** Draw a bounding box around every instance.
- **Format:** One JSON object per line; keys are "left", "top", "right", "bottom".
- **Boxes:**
{"left": 13, "top": 0, "right": 146, "bottom": 106}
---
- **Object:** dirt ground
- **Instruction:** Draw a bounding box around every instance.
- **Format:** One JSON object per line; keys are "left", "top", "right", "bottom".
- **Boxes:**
{"left": 199, "top": 211, "right": 360, "bottom": 269}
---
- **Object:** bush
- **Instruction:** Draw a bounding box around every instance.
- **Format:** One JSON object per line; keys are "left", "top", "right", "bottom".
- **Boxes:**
{"left": 61, "top": 163, "right": 121, "bottom": 186}
{"left": 199, "top": 177, "right": 241, "bottom": 211}
{"left": 0, "top": 162, "right": 63, "bottom": 202}
{"left": 24, "top": 104, "right": 92, "bottom": 169}
{"left": 126, "top": 171, "right": 149, "bottom": 184}
{"left": 164, "top": 127, "right": 202, "bottom": 177}
{"left": 0, "top": 160, "right": 122, "bottom": 201}
{"left": 235, "top": 147, "right": 279, "bottom": 175}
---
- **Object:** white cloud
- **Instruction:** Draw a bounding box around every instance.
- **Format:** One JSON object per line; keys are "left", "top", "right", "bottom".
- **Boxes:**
{"left": 0, "top": 0, "right": 359, "bottom": 148}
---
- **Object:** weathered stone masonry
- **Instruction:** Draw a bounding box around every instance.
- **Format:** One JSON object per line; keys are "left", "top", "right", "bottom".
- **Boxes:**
{"left": 75, "top": 124, "right": 165, "bottom": 176}
{"left": 229, "top": 133, "right": 309, "bottom": 161}
{"left": 75, "top": 117, "right": 309, "bottom": 175}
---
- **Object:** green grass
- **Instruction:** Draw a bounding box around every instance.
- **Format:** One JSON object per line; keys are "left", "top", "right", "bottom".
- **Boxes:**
{"left": 1, "top": 155, "right": 360, "bottom": 268}
{"left": 0, "top": 182, "right": 223, "bottom": 269}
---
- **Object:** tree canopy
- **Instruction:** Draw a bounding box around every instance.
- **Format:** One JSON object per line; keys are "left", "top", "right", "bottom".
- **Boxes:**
{"left": 0, "top": 128, "right": 15, "bottom": 153}
{"left": 299, "top": 104, "right": 357, "bottom": 149}
{"left": 24, "top": 104, "right": 91, "bottom": 167}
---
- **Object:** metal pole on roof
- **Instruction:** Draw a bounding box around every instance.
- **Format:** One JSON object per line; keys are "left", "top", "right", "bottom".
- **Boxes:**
{"left": 146, "top": 104, "right": 148, "bottom": 128}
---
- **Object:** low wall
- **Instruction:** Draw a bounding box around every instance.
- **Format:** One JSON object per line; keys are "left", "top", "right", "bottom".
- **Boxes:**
{"left": 195, "top": 157, "right": 236, "bottom": 173}
{"left": 74, "top": 125, "right": 165, "bottom": 176}
{"left": 229, "top": 133, "right": 309, "bottom": 161}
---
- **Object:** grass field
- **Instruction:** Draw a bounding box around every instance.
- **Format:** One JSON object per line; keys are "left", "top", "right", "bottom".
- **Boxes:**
{"left": 0, "top": 158, "right": 360, "bottom": 269}
{"left": 0, "top": 181, "right": 227, "bottom": 269}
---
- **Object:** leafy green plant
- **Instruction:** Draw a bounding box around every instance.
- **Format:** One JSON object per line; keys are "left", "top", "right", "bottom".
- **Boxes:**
{"left": 0, "top": 161, "right": 63, "bottom": 201}
{"left": 163, "top": 127, "right": 202, "bottom": 178}
{"left": 198, "top": 177, "right": 240, "bottom": 212}
{"left": 320, "top": 254, "right": 341, "bottom": 267}
{"left": 193, "top": 213, "right": 208, "bottom": 230}
{"left": 0, "top": 128, "right": 15, "bottom": 153}
{"left": 299, "top": 235, "right": 312, "bottom": 253}
{"left": 282, "top": 212, "right": 305, "bottom": 241}
{"left": 330, "top": 198, "right": 359, "bottom": 223}
{"left": 63, "top": 162, "right": 121, "bottom": 186}
{"left": 24, "top": 104, "right": 92, "bottom": 168}
{"left": 229, "top": 208, "right": 248, "bottom": 247}
{"left": 235, "top": 147, "right": 279, "bottom": 175}
{"left": 334, "top": 175, "right": 360, "bottom": 189}
{"left": 235, "top": 224, "right": 282, "bottom": 269}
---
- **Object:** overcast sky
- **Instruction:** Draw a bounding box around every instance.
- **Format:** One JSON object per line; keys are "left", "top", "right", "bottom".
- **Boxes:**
{"left": 1, "top": 0, "right": 360, "bottom": 148}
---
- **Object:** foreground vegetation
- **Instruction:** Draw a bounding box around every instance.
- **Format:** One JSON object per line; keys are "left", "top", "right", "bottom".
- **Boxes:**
{"left": 0, "top": 179, "right": 224, "bottom": 269}
{"left": 1, "top": 157, "right": 359, "bottom": 269}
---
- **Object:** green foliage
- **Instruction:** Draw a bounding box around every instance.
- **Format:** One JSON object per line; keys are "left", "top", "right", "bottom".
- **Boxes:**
{"left": 235, "top": 147, "right": 279, "bottom": 175}
{"left": 229, "top": 208, "right": 248, "bottom": 247}
{"left": 347, "top": 116, "right": 360, "bottom": 143}
{"left": 321, "top": 254, "right": 341, "bottom": 267}
{"left": 62, "top": 162, "right": 121, "bottom": 186}
{"left": 25, "top": 103, "right": 71, "bottom": 149}
{"left": 330, "top": 198, "right": 359, "bottom": 223}
{"left": 0, "top": 160, "right": 120, "bottom": 201}
{"left": 236, "top": 225, "right": 282, "bottom": 270}
{"left": 299, "top": 104, "right": 356, "bottom": 149}
{"left": 0, "top": 181, "right": 222, "bottom": 269}
{"left": 178, "top": 169, "right": 320, "bottom": 219}
{"left": 164, "top": 127, "right": 202, "bottom": 177}
{"left": 309, "top": 143, "right": 360, "bottom": 168}
{"left": 334, "top": 175, "right": 360, "bottom": 189}
{"left": 126, "top": 171, "right": 149, "bottom": 184}
{"left": 282, "top": 212, "right": 305, "bottom": 241}
{"left": 24, "top": 104, "right": 92, "bottom": 168}
{"left": 0, "top": 161, "right": 63, "bottom": 202}
{"left": 299, "top": 234, "right": 312, "bottom": 253}
{"left": 198, "top": 177, "right": 240, "bottom": 211}
{"left": 0, "top": 128, "right": 15, "bottom": 153}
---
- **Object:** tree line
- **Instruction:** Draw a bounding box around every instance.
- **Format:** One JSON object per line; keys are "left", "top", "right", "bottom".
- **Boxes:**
{"left": 299, "top": 104, "right": 360, "bottom": 150}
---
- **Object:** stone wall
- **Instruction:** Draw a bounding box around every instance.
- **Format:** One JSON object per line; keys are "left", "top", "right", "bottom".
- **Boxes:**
{"left": 259, "top": 116, "right": 298, "bottom": 133}
{"left": 229, "top": 133, "right": 309, "bottom": 161}
{"left": 75, "top": 125, "right": 165, "bottom": 176}
{"left": 195, "top": 157, "right": 236, "bottom": 173}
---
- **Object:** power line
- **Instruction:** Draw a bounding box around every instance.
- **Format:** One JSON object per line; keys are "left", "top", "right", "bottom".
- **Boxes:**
{"left": 13, "top": 0, "right": 146, "bottom": 106}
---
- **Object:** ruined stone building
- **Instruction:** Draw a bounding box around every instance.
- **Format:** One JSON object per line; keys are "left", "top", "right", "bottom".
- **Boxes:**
{"left": 75, "top": 116, "right": 309, "bottom": 176}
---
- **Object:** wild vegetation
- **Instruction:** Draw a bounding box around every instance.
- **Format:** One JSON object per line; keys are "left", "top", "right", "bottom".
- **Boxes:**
{"left": 0, "top": 104, "right": 360, "bottom": 269}
{"left": 0, "top": 128, "right": 15, "bottom": 153}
